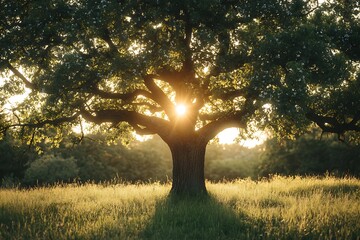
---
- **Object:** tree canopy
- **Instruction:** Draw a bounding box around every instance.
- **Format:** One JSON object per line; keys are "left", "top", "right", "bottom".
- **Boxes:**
{"left": 1, "top": 0, "right": 359, "bottom": 194}
{"left": 1, "top": 0, "right": 359, "bottom": 143}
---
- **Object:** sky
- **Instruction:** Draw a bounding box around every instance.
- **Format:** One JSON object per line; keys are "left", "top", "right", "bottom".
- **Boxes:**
{"left": 217, "top": 128, "right": 267, "bottom": 147}
{"left": 0, "top": 70, "right": 31, "bottom": 110}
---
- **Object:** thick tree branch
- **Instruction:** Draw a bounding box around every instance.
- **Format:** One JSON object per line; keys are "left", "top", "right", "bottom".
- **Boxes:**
{"left": 92, "top": 87, "right": 154, "bottom": 101}
{"left": 305, "top": 111, "right": 360, "bottom": 139}
{"left": 92, "top": 86, "right": 165, "bottom": 112}
{"left": 198, "top": 106, "right": 255, "bottom": 143}
{"left": 198, "top": 91, "right": 259, "bottom": 142}
{"left": 192, "top": 96, "right": 206, "bottom": 113}
{"left": 143, "top": 74, "right": 176, "bottom": 118}
{"left": 197, "top": 113, "right": 246, "bottom": 143}
{"left": 182, "top": 8, "right": 194, "bottom": 79}
{"left": 99, "top": 28, "right": 119, "bottom": 54}
{"left": 130, "top": 102, "right": 163, "bottom": 113}
{"left": 156, "top": 68, "right": 207, "bottom": 120}
{"left": 6, "top": 61, "right": 35, "bottom": 89}
{"left": 80, "top": 108, "right": 172, "bottom": 140}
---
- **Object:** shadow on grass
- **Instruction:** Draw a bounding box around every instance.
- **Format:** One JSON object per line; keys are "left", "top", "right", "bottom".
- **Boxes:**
{"left": 141, "top": 194, "right": 254, "bottom": 240}
{"left": 0, "top": 203, "right": 66, "bottom": 239}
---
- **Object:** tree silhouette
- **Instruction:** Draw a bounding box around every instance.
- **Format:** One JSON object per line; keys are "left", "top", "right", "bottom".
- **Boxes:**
{"left": 1, "top": 0, "right": 359, "bottom": 195}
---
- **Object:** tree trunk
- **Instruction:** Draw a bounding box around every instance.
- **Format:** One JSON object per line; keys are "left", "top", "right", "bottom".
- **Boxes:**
{"left": 168, "top": 138, "right": 207, "bottom": 196}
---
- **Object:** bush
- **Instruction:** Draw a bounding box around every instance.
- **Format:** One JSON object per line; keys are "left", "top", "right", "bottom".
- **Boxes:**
{"left": 205, "top": 144, "right": 263, "bottom": 180}
{"left": 1, "top": 174, "right": 21, "bottom": 189}
{"left": 59, "top": 135, "right": 172, "bottom": 183}
{"left": 0, "top": 135, "right": 36, "bottom": 180}
{"left": 258, "top": 137, "right": 360, "bottom": 177}
{"left": 23, "top": 154, "right": 79, "bottom": 186}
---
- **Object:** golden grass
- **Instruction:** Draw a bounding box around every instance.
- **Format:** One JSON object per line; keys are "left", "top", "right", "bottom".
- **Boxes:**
{"left": 209, "top": 176, "right": 360, "bottom": 239}
{"left": 1, "top": 176, "right": 359, "bottom": 239}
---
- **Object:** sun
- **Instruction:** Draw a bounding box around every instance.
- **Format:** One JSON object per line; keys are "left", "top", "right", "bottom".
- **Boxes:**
{"left": 175, "top": 104, "right": 187, "bottom": 116}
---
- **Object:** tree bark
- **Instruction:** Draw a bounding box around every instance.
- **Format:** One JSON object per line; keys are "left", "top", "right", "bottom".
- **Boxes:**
{"left": 168, "top": 137, "right": 207, "bottom": 196}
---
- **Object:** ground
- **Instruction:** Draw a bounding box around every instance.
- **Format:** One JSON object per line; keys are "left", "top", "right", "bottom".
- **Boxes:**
{"left": 0, "top": 176, "right": 359, "bottom": 239}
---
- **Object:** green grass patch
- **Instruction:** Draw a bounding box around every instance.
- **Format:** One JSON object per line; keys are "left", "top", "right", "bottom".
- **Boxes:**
{"left": 1, "top": 176, "right": 359, "bottom": 239}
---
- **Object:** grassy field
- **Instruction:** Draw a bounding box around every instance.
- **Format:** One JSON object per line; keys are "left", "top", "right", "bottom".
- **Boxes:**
{"left": 0, "top": 176, "right": 359, "bottom": 240}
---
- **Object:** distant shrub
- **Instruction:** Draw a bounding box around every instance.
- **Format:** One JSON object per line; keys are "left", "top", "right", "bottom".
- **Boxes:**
{"left": 59, "top": 135, "right": 172, "bottom": 183}
{"left": 1, "top": 174, "right": 21, "bottom": 189}
{"left": 258, "top": 137, "right": 360, "bottom": 177}
{"left": 0, "top": 135, "right": 36, "bottom": 180}
{"left": 23, "top": 154, "right": 79, "bottom": 186}
{"left": 205, "top": 144, "right": 262, "bottom": 181}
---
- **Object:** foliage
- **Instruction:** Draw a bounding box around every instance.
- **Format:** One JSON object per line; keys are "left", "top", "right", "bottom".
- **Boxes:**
{"left": 0, "top": 0, "right": 359, "bottom": 145}
{"left": 57, "top": 135, "right": 172, "bottom": 183}
{"left": 0, "top": 174, "right": 21, "bottom": 189}
{"left": 23, "top": 154, "right": 78, "bottom": 186}
{"left": 0, "top": 134, "right": 36, "bottom": 181}
{"left": 0, "top": 177, "right": 359, "bottom": 239}
{"left": 205, "top": 143, "right": 262, "bottom": 180}
{"left": 3, "top": 129, "right": 360, "bottom": 186}
{"left": 259, "top": 136, "right": 360, "bottom": 177}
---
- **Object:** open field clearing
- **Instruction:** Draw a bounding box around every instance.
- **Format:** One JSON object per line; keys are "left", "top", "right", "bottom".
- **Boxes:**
{"left": 1, "top": 176, "right": 359, "bottom": 240}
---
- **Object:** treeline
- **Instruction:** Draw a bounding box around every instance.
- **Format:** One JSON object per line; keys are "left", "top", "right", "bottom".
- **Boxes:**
{"left": 1, "top": 133, "right": 359, "bottom": 187}
{"left": 259, "top": 136, "right": 360, "bottom": 177}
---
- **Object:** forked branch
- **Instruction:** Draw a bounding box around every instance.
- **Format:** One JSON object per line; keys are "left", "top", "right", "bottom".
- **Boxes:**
{"left": 143, "top": 74, "right": 176, "bottom": 118}
{"left": 306, "top": 111, "right": 360, "bottom": 140}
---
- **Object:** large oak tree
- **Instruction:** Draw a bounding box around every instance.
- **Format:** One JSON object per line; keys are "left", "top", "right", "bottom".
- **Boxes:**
{"left": 1, "top": 0, "right": 359, "bottom": 195}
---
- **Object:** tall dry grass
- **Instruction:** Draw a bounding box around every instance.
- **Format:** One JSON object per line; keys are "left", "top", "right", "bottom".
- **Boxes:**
{"left": 0, "top": 176, "right": 359, "bottom": 239}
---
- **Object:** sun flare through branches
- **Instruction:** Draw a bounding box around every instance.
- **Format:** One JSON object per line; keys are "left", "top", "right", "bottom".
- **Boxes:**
{"left": 175, "top": 104, "right": 187, "bottom": 117}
